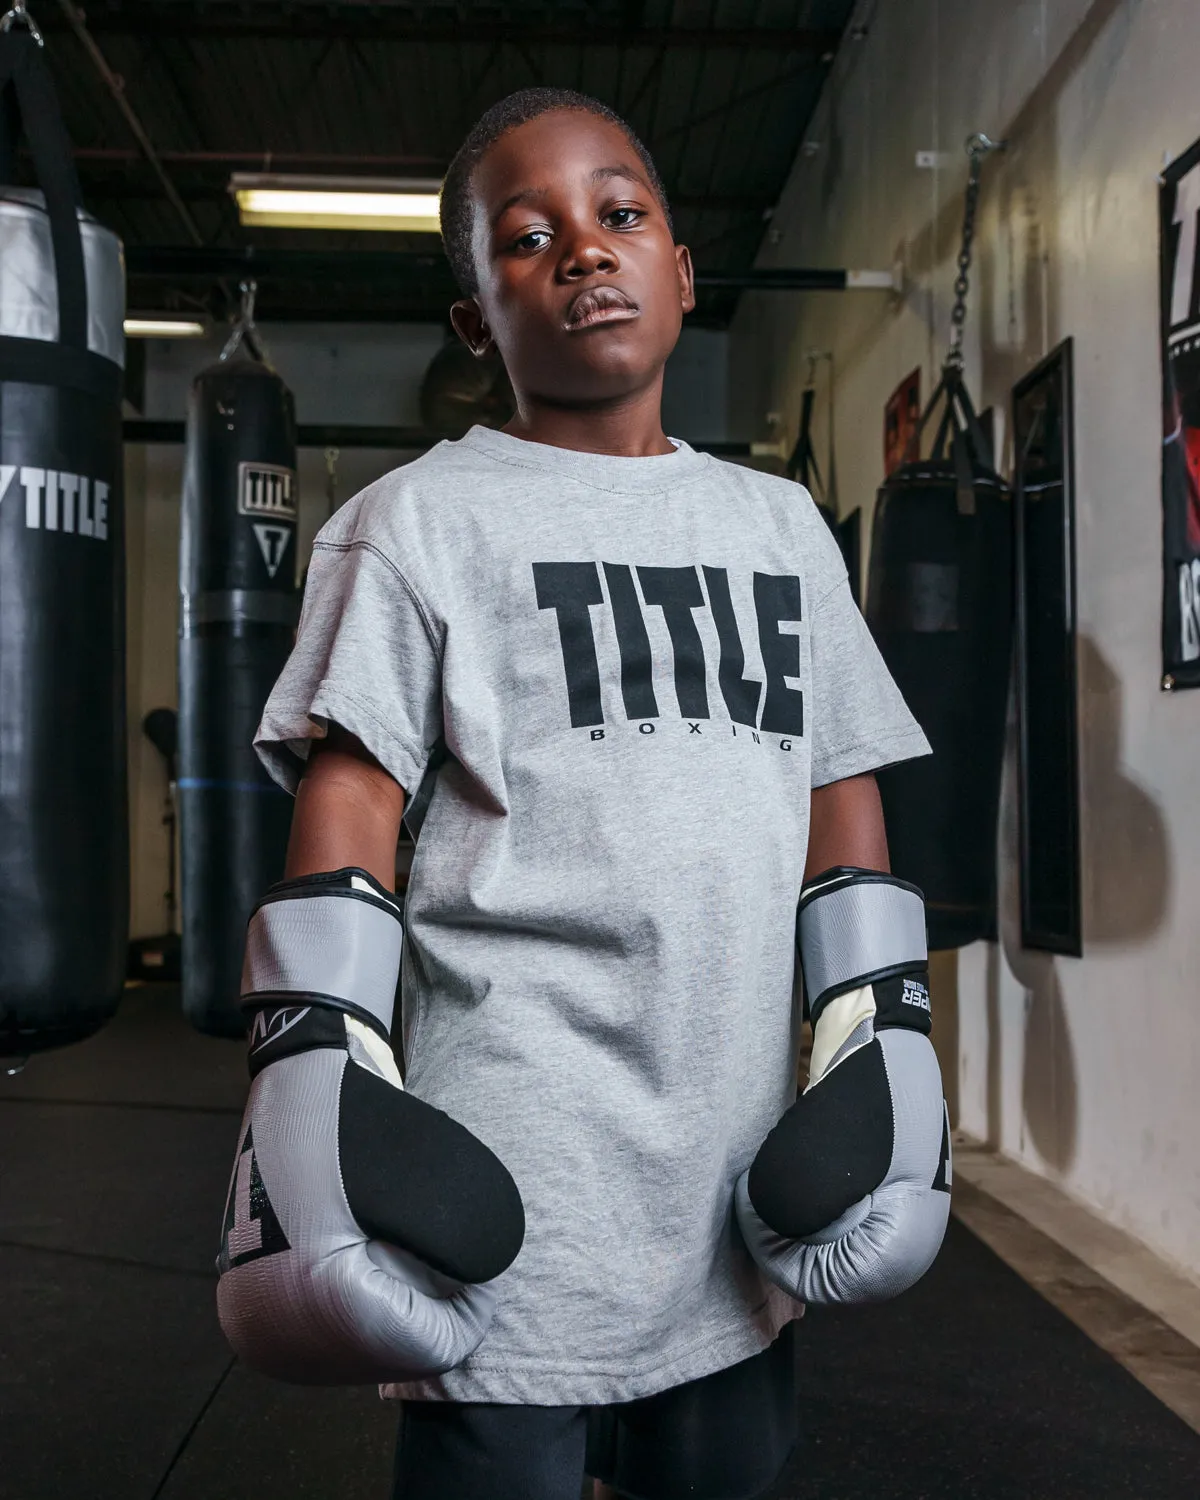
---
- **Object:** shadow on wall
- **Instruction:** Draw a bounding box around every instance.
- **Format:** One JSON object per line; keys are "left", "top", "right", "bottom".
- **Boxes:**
{"left": 991, "top": 692, "right": 1079, "bottom": 1173}
{"left": 1077, "top": 635, "right": 1170, "bottom": 944}
{"left": 982, "top": 635, "right": 1170, "bottom": 1173}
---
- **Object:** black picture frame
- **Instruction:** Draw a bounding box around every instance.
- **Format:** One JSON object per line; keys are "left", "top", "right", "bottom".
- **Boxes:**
{"left": 1012, "top": 338, "right": 1082, "bottom": 955}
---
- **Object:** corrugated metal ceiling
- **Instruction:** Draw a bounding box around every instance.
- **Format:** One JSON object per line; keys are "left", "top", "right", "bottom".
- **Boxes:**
{"left": 31, "top": 1, "right": 858, "bottom": 324}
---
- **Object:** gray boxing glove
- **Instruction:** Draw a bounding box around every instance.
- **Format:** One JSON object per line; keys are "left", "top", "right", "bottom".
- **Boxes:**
{"left": 216, "top": 867, "right": 524, "bottom": 1383}
{"left": 735, "top": 866, "right": 951, "bottom": 1304}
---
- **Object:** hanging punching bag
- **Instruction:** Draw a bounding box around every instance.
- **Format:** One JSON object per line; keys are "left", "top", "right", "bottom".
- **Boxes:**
{"left": 0, "top": 29, "right": 128, "bottom": 1059}
{"left": 178, "top": 315, "right": 298, "bottom": 1037}
{"left": 866, "top": 365, "right": 1013, "bottom": 949}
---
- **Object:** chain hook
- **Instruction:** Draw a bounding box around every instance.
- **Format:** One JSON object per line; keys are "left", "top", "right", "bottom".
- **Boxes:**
{"left": 944, "top": 133, "right": 1006, "bottom": 372}
{"left": 965, "top": 132, "right": 1004, "bottom": 159}
{"left": 0, "top": 1, "right": 44, "bottom": 45}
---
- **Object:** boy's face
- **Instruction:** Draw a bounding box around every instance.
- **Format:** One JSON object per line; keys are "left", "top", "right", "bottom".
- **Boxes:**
{"left": 451, "top": 110, "right": 694, "bottom": 408}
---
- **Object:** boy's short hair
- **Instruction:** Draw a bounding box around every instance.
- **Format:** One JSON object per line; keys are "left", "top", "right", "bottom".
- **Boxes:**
{"left": 440, "top": 87, "right": 673, "bottom": 296}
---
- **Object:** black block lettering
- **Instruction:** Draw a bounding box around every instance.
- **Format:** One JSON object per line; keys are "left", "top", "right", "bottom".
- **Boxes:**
{"left": 638, "top": 566, "right": 710, "bottom": 719}
{"left": 603, "top": 563, "right": 659, "bottom": 720}
{"left": 60, "top": 473, "right": 79, "bottom": 532}
{"left": 754, "top": 573, "right": 805, "bottom": 736}
{"left": 702, "top": 566, "right": 762, "bottom": 726}
{"left": 533, "top": 562, "right": 605, "bottom": 727}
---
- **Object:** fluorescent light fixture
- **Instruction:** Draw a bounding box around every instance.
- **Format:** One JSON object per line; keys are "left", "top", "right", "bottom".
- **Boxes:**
{"left": 124, "top": 316, "right": 207, "bottom": 338}
{"left": 230, "top": 173, "right": 442, "bottom": 232}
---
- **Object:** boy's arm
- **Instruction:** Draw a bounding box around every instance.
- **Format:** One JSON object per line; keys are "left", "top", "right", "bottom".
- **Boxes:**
{"left": 804, "top": 772, "right": 888, "bottom": 879}
{"left": 285, "top": 724, "right": 406, "bottom": 886}
{"left": 216, "top": 719, "right": 526, "bottom": 1384}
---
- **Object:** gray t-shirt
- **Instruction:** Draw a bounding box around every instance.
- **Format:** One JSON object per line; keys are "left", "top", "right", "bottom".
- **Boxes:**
{"left": 255, "top": 425, "right": 930, "bottom": 1405}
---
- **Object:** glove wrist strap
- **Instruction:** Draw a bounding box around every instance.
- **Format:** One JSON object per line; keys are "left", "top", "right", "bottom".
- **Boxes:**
{"left": 241, "top": 866, "right": 403, "bottom": 1049}
{"left": 799, "top": 866, "right": 929, "bottom": 1032}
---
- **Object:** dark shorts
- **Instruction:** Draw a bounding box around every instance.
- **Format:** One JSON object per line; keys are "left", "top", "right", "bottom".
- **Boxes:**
{"left": 391, "top": 1322, "right": 798, "bottom": 1500}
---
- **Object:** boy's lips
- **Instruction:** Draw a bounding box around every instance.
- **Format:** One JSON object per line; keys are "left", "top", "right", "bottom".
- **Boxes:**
{"left": 563, "top": 285, "right": 640, "bottom": 330}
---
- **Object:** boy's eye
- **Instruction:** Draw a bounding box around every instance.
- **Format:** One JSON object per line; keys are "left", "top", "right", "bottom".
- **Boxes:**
{"left": 513, "top": 228, "right": 551, "bottom": 251}
{"left": 604, "top": 206, "right": 644, "bottom": 229}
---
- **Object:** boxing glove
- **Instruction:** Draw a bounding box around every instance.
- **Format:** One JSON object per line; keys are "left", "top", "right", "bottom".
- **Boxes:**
{"left": 735, "top": 866, "right": 951, "bottom": 1304}
{"left": 216, "top": 867, "right": 525, "bottom": 1383}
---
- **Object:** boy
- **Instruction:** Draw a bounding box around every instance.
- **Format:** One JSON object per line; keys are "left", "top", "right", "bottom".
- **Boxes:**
{"left": 218, "top": 89, "right": 949, "bottom": 1500}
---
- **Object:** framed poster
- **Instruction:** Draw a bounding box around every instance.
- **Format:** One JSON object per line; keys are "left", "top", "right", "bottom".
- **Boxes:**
{"left": 1159, "top": 139, "right": 1200, "bottom": 689}
{"left": 883, "top": 367, "right": 921, "bottom": 476}
{"left": 1012, "top": 339, "right": 1082, "bottom": 955}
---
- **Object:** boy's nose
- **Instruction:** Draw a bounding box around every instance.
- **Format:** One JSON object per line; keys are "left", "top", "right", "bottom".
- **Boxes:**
{"left": 558, "top": 232, "right": 619, "bottom": 280}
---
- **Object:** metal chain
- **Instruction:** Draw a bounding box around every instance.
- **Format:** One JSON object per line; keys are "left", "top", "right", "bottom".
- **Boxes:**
{"left": 220, "top": 279, "right": 266, "bottom": 363}
{"left": 945, "top": 133, "right": 1004, "bottom": 371}
{"left": 0, "top": 1, "right": 44, "bottom": 44}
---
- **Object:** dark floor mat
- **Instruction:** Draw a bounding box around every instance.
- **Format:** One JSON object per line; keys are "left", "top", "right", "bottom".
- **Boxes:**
{"left": 0, "top": 1243, "right": 230, "bottom": 1500}
{"left": 763, "top": 1218, "right": 1200, "bottom": 1499}
{"left": 155, "top": 1364, "right": 396, "bottom": 1500}
{"left": 0, "top": 1097, "right": 241, "bottom": 1273}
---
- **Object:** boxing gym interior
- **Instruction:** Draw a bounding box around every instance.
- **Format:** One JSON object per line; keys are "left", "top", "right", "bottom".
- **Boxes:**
{"left": 4, "top": 2, "right": 1200, "bottom": 1497}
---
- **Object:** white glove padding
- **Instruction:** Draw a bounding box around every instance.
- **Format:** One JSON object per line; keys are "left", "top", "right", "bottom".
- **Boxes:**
{"left": 216, "top": 868, "right": 524, "bottom": 1383}
{"left": 735, "top": 867, "right": 951, "bottom": 1305}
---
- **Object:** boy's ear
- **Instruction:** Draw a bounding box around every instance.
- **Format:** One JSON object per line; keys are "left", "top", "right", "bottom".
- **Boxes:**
{"left": 675, "top": 244, "right": 696, "bottom": 316}
{"left": 450, "top": 298, "right": 494, "bottom": 357}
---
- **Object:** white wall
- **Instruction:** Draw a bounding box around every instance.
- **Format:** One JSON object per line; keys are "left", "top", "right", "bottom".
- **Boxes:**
{"left": 730, "top": 0, "right": 1200, "bottom": 1280}
{"left": 125, "top": 322, "right": 729, "bottom": 938}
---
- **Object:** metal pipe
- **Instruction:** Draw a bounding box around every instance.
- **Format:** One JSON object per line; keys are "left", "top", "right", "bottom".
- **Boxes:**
{"left": 125, "top": 245, "right": 896, "bottom": 293}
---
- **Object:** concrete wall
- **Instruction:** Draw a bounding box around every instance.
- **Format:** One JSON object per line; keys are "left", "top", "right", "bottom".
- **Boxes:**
{"left": 728, "top": 0, "right": 1200, "bottom": 1280}
{"left": 124, "top": 323, "right": 729, "bottom": 939}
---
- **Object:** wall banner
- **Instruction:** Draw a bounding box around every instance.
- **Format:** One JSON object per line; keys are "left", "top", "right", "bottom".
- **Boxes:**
{"left": 1160, "top": 139, "right": 1200, "bottom": 689}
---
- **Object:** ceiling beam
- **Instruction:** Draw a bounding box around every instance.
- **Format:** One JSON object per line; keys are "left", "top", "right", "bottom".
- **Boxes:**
{"left": 126, "top": 245, "right": 456, "bottom": 281}
{"left": 126, "top": 245, "right": 881, "bottom": 292}
{"left": 41, "top": 6, "right": 840, "bottom": 53}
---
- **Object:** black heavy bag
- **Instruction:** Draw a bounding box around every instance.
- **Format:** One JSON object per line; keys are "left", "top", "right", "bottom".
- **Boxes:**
{"left": 0, "top": 30, "right": 128, "bottom": 1059}
{"left": 866, "top": 366, "right": 1013, "bottom": 949}
{"left": 179, "top": 353, "right": 298, "bottom": 1036}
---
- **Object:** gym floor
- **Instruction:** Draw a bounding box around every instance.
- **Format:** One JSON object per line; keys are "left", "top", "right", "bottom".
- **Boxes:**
{"left": 3, "top": 987, "right": 1199, "bottom": 1500}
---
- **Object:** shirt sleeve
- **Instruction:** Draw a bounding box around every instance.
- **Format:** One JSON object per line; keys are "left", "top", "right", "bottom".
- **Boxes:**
{"left": 808, "top": 573, "right": 931, "bottom": 789}
{"left": 254, "top": 537, "right": 443, "bottom": 797}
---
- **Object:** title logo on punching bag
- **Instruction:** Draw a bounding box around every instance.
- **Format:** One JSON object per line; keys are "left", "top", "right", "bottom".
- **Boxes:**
{"left": 0, "top": 466, "right": 110, "bottom": 539}
{"left": 239, "top": 462, "right": 296, "bottom": 580}
{"left": 238, "top": 462, "right": 297, "bottom": 522}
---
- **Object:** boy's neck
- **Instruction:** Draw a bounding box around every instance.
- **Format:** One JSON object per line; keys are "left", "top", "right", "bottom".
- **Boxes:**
{"left": 502, "top": 379, "right": 675, "bottom": 458}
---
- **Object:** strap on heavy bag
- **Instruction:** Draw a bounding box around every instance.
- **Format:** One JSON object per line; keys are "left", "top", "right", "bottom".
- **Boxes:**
{"left": 0, "top": 21, "right": 87, "bottom": 351}
{"left": 899, "top": 360, "right": 1001, "bottom": 516}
